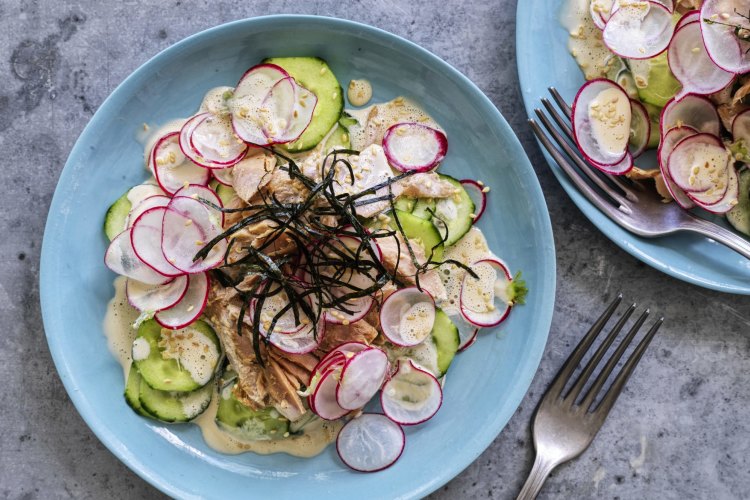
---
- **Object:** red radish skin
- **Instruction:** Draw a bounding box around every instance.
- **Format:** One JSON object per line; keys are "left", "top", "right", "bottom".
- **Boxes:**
{"left": 336, "top": 414, "right": 405, "bottom": 472}
{"left": 572, "top": 79, "right": 630, "bottom": 167}
{"left": 335, "top": 347, "right": 389, "bottom": 410}
{"left": 104, "top": 229, "right": 173, "bottom": 285}
{"left": 699, "top": 166, "right": 740, "bottom": 214}
{"left": 602, "top": 1, "right": 675, "bottom": 60}
{"left": 660, "top": 94, "right": 720, "bottom": 138}
{"left": 667, "top": 133, "right": 729, "bottom": 193}
{"left": 130, "top": 207, "right": 184, "bottom": 278}
{"left": 732, "top": 108, "right": 750, "bottom": 144}
{"left": 658, "top": 126, "right": 699, "bottom": 209}
{"left": 310, "top": 368, "right": 349, "bottom": 420}
{"left": 380, "top": 359, "right": 442, "bottom": 425}
{"left": 154, "top": 272, "right": 210, "bottom": 329}
{"left": 126, "top": 195, "right": 171, "bottom": 229}
{"left": 676, "top": 10, "right": 700, "bottom": 30}
{"left": 382, "top": 123, "right": 448, "bottom": 173}
{"left": 590, "top": 151, "right": 634, "bottom": 176}
{"left": 150, "top": 132, "right": 211, "bottom": 195}
{"left": 458, "top": 328, "right": 478, "bottom": 351}
{"left": 126, "top": 274, "right": 189, "bottom": 313}
{"left": 460, "top": 179, "right": 487, "bottom": 223}
{"left": 181, "top": 113, "right": 248, "bottom": 169}
{"left": 172, "top": 184, "right": 225, "bottom": 226}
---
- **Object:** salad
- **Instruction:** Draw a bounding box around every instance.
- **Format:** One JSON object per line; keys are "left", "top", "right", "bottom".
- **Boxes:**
{"left": 102, "top": 56, "right": 528, "bottom": 471}
{"left": 563, "top": 0, "right": 750, "bottom": 235}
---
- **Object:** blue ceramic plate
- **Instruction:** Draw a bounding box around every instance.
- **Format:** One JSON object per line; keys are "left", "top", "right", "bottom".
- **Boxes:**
{"left": 517, "top": 1, "right": 750, "bottom": 294}
{"left": 41, "top": 15, "right": 555, "bottom": 499}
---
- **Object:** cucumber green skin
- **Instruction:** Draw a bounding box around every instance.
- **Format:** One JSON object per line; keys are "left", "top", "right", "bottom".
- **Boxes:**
{"left": 138, "top": 376, "right": 213, "bottom": 423}
{"left": 104, "top": 191, "right": 132, "bottom": 241}
{"left": 394, "top": 197, "right": 416, "bottom": 213}
{"left": 390, "top": 209, "right": 444, "bottom": 262}
{"left": 411, "top": 199, "right": 436, "bottom": 220}
{"left": 215, "top": 389, "right": 290, "bottom": 441}
{"left": 431, "top": 309, "right": 460, "bottom": 376}
{"left": 264, "top": 57, "right": 344, "bottom": 152}
{"left": 124, "top": 364, "right": 156, "bottom": 418}
{"left": 133, "top": 319, "right": 221, "bottom": 392}
{"left": 435, "top": 174, "right": 475, "bottom": 246}
{"left": 322, "top": 124, "right": 351, "bottom": 151}
{"left": 338, "top": 113, "right": 358, "bottom": 130}
{"left": 727, "top": 169, "right": 750, "bottom": 236}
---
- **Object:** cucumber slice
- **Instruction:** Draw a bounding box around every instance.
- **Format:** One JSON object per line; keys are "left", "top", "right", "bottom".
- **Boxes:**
{"left": 124, "top": 364, "right": 155, "bottom": 418}
{"left": 133, "top": 319, "right": 221, "bottom": 392}
{"left": 388, "top": 338, "right": 440, "bottom": 378}
{"left": 216, "top": 381, "right": 290, "bottom": 440}
{"left": 394, "top": 197, "right": 416, "bottom": 213}
{"left": 728, "top": 169, "right": 750, "bottom": 236}
{"left": 431, "top": 308, "right": 460, "bottom": 376}
{"left": 264, "top": 57, "right": 344, "bottom": 152}
{"left": 390, "top": 209, "right": 444, "bottom": 262}
{"left": 216, "top": 184, "right": 237, "bottom": 206}
{"left": 138, "top": 376, "right": 213, "bottom": 423}
{"left": 338, "top": 112, "right": 358, "bottom": 130}
{"left": 432, "top": 175, "right": 475, "bottom": 246}
{"left": 322, "top": 124, "right": 351, "bottom": 151}
{"left": 411, "top": 199, "right": 436, "bottom": 220}
{"left": 104, "top": 192, "right": 132, "bottom": 241}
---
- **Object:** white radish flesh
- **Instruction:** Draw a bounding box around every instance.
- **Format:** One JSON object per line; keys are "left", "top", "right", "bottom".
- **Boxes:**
{"left": 131, "top": 207, "right": 183, "bottom": 277}
{"left": 700, "top": 0, "right": 750, "bottom": 74}
{"left": 628, "top": 99, "right": 651, "bottom": 159}
{"left": 676, "top": 10, "right": 700, "bottom": 30}
{"left": 311, "top": 367, "right": 349, "bottom": 420}
{"left": 592, "top": 151, "right": 634, "bottom": 175}
{"left": 104, "top": 229, "right": 172, "bottom": 285}
{"left": 667, "top": 133, "right": 730, "bottom": 193}
{"left": 460, "top": 258, "right": 512, "bottom": 328}
{"left": 229, "top": 63, "right": 289, "bottom": 145}
{"left": 154, "top": 272, "right": 209, "bottom": 329}
{"left": 162, "top": 198, "right": 227, "bottom": 274}
{"left": 452, "top": 313, "right": 480, "bottom": 351}
{"left": 660, "top": 94, "right": 720, "bottom": 137}
{"left": 658, "top": 126, "right": 699, "bottom": 209}
{"left": 732, "top": 108, "right": 750, "bottom": 144}
{"left": 126, "top": 275, "right": 189, "bottom": 312}
{"left": 572, "top": 79, "right": 630, "bottom": 167}
{"left": 336, "top": 414, "right": 405, "bottom": 472}
{"left": 336, "top": 348, "right": 389, "bottom": 410}
{"left": 460, "top": 179, "right": 487, "bottom": 222}
{"left": 182, "top": 112, "right": 248, "bottom": 169}
{"left": 212, "top": 166, "right": 234, "bottom": 186}
{"left": 150, "top": 132, "right": 211, "bottom": 194}
{"left": 382, "top": 123, "right": 448, "bottom": 173}
{"left": 172, "top": 184, "right": 224, "bottom": 226}
{"left": 590, "top": 0, "right": 616, "bottom": 30}
{"left": 603, "top": 1, "right": 675, "bottom": 59}
{"left": 266, "top": 318, "right": 324, "bottom": 355}
{"left": 698, "top": 166, "right": 740, "bottom": 214}
{"left": 126, "top": 195, "right": 170, "bottom": 228}
{"left": 381, "top": 359, "right": 442, "bottom": 425}
{"left": 380, "top": 287, "right": 436, "bottom": 347}
{"left": 668, "top": 21, "right": 735, "bottom": 100}
{"left": 262, "top": 77, "right": 317, "bottom": 144}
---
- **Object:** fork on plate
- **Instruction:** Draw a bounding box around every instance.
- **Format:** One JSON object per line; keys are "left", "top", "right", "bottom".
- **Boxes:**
{"left": 516, "top": 295, "right": 663, "bottom": 500}
{"left": 529, "top": 88, "right": 750, "bottom": 260}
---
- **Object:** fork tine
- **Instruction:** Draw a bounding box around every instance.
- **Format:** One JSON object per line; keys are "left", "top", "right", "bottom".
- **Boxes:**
{"left": 563, "top": 303, "right": 636, "bottom": 405}
{"left": 545, "top": 89, "right": 640, "bottom": 202}
{"left": 580, "top": 308, "right": 651, "bottom": 411}
{"left": 545, "top": 294, "right": 622, "bottom": 399}
{"left": 548, "top": 87, "right": 572, "bottom": 119}
{"left": 530, "top": 116, "right": 626, "bottom": 220}
{"left": 592, "top": 316, "right": 663, "bottom": 417}
{"left": 537, "top": 101, "right": 632, "bottom": 209}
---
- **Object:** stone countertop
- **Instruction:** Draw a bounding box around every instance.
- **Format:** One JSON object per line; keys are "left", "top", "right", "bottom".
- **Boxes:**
{"left": 2, "top": 1, "right": 749, "bottom": 498}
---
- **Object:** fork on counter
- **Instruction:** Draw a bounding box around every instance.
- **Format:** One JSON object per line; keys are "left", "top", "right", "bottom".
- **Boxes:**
{"left": 529, "top": 88, "right": 750, "bottom": 260}
{"left": 516, "top": 295, "right": 663, "bottom": 500}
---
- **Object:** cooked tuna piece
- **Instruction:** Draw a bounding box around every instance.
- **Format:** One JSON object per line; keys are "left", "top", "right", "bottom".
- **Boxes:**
{"left": 231, "top": 152, "right": 276, "bottom": 203}
{"left": 318, "top": 320, "right": 378, "bottom": 353}
{"left": 265, "top": 358, "right": 306, "bottom": 421}
{"left": 378, "top": 232, "right": 446, "bottom": 300}
{"left": 268, "top": 350, "right": 312, "bottom": 387}
{"left": 261, "top": 164, "right": 310, "bottom": 205}
{"left": 394, "top": 172, "right": 459, "bottom": 199}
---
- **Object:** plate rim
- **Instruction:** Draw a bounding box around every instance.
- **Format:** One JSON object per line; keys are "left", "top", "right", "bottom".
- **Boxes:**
{"left": 515, "top": 0, "right": 750, "bottom": 295}
{"left": 40, "top": 14, "right": 556, "bottom": 498}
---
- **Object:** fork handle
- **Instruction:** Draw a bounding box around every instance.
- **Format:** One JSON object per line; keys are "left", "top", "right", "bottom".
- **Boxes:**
{"left": 682, "top": 217, "right": 750, "bottom": 260}
{"left": 516, "top": 453, "right": 557, "bottom": 500}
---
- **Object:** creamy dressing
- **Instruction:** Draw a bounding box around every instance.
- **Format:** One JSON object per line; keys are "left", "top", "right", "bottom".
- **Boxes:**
{"left": 588, "top": 87, "right": 631, "bottom": 155}
{"left": 398, "top": 302, "right": 435, "bottom": 345}
{"left": 141, "top": 118, "right": 188, "bottom": 167}
{"left": 560, "top": 0, "right": 616, "bottom": 80}
{"left": 160, "top": 325, "right": 220, "bottom": 386}
{"left": 346, "top": 97, "right": 441, "bottom": 151}
{"left": 199, "top": 86, "right": 234, "bottom": 115}
{"left": 347, "top": 79, "right": 373, "bottom": 107}
{"left": 438, "top": 227, "right": 492, "bottom": 317}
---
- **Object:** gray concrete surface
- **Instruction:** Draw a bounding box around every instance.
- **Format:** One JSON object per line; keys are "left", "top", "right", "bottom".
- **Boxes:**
{"left": 1, "top": 1, "right": 749, "bottom": 498}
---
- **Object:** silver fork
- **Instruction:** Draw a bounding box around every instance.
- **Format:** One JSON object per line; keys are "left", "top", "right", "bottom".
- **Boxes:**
{"left": 517, "top": 295, "right": 663, "bottom": 500}
{"left": 529, "top": 87, "right": 750, "bottom": 260}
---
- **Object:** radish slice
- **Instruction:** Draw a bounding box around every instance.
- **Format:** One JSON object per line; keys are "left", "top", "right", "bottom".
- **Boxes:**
{"left": 181, "top": 112, "right": 248, "bottom": 169}
{"left": 658, "top": 126, "right": 698, "bottom": 209}
{"left": 590, "top": 0, "right": 616, "bottom": 30}
{"left": 699, "top": 166, "right": 740, "bottom": 214}
{"left": 311, "top": 352, "right": 347, "bottom": 382}
{"left": 676, "top": 10, "right": 701, "bottom": 30}
{"left": 310, "top": 367, "right": 349, "bottom": 420}
{"left": 126, "top": 195, "right": 170, "bottom": 228}
{"left": 654, "top": 0, "right": 674, "bottom": 11}
{"left": 591, "top": 151, "right": 634, "bottom": 175}
{"left": 131, "top": 207, "right": 183, "bottom": 277}
{"left": 336, "top": 347, "right": 389, "bottom": 410}
{"left": 668, "top": 21, "right": 735, "bottom": 100}
{"left": 603, "top": 1, "right": 675, "bottom": 59}
{"left": 452, "top": 313, "right": 480, "bottom": 351}
{"left": 336, "top": 414, "right": 405, "bottom": 472}
{"left": 254, "top": 290, "right": 313, "bottom": 335}
{"left": 172, "top": 184, "right": 224, "bottom": 226}
{"left": 380, "top": 359, "right": 442, "bottom": 425}
{"left": 150, "top": 132, "right": 211, "bottom": 194}
{"left": 261, "top": 77, "right": 317, "bottom": 144}
{"left": 382, "top": 123, "right": 448, "bottom": 173}
{"left": 732, "top": 108, "right": 750, "bottom": 144}
{"left": 458, "top": 328, "right": 478, "bottom": 351}
{"left": 126, "top": 275, "right": 189, "bottom": 312}
{"left": 316, "top": 342, "right": 370, "bottom": 375}
{"left": 628, "top": 99, "right": 651, "bottom": 159}
{"left": 266, "top": 317, "right": 325, "bottom": 355}
{"left": 212, "top": 166, "right": 234, "bottom": 186}
{"left": 460, "top": 258, "right": 513, "bottom": 327}
{"left": 572, "top": 79, "right": 631, "bottom": 167}
{"left": 162, "top": 198, "right": 227, "bottom": 274}
{"left": 154, "top": 272, "right": 209, "bottom": 329}
{"left": 127, "top": 183, "right": 164, "bottom": 206}
{"left": 229, "top": 63, "right": 289, "bottom": 145}
{"left": 660, "top": 94, "right": 720, "bottom": 137}
{"left": 667, "top": 133, "right": 730, "bottom": 193}
{"left": 700, "top": 0, "right": 750, "bottom": 74}
{"left": 325, "top": 268, "right": 376, "bottom": 325}
{"left": 380, "top": 287, "right": 436, "bottom": 347}
{"left": 460, "top": 180, "right": 487, "bottom": 223}
{"left": 104, "top": 229, "right": 172, "bottom": 285}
